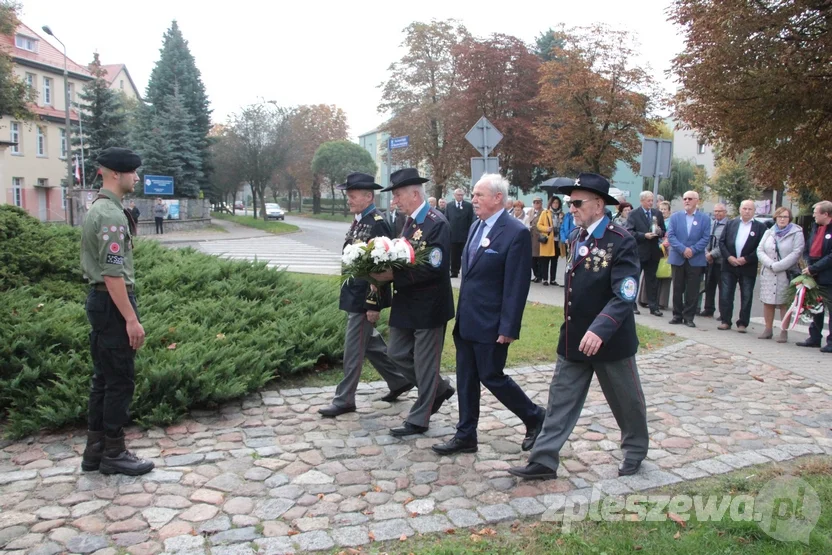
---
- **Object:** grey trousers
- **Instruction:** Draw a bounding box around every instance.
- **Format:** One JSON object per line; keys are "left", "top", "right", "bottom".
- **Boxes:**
{"left": 387, "top": 326, "right": 452, "bottom": 428}
{"left": 332, "top": 312, "right": 410, "bottom": 408}
{"left": 529, "top": 355, "right": 649, "bottom": 472}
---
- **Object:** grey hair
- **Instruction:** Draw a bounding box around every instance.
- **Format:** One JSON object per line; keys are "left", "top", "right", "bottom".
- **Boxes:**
{"left": 454, "top": 188, "right": 465, "bottom": 195}
{"left": 639, "top": 190, "right": 654, "bottom": 201}
{"left": 476, "top": 173, "right": 509, "bottom": 199}
{"left": 404, "top": 185, "right": 426, "bottom": 201}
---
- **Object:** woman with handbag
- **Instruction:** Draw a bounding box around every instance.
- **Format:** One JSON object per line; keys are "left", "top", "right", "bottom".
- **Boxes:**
{"left": 537, "top": 196, "right": 563, "bottom": 286}
{"left": 756, "top": 207, "right": 804, "bottom": 342}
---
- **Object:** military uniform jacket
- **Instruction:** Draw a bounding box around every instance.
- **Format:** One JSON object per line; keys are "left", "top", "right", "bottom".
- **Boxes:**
{"left": 340, "top": 206, "right": 393, "bottom": 313}
{"left": 390, "top": 202, "right": 455, "bottom": 329}
{"left": 559, "top": 216, "right": 641, "bottom": 362}
{"left": 80, "top": 189, "right": 136, "bottom": 286}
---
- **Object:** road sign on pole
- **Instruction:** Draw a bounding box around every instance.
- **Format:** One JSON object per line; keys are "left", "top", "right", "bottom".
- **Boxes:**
{"left": 470, "top": 157, "right": 500, "bottom": 188}
{"left": 389, "top": 136, "right": 409, "bottom": 150}
{"left": 465, "top": 116, "right": 503, "bottom": 157}
{"left": 640, "top": 138, "right": 673, "bottom": 197}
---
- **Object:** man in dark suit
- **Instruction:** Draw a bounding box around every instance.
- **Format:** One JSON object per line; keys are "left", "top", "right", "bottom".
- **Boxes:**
{"left": 386, "top": 199, "right": 407, "bottom": 237}
{"left": 718, "top": 200, "right": 767, "bottom": 332}
{"left": 666, "top": 190, "right": 711, "bottom": 327}
{"left": 372, "top": 168, "right": 456, "bottom": 437}
{"left": 431, "top": 174, "right": 545, "bottom": 456}
{"left": 797, "top": 200, "right": 832, "bottom": 352}
{"left": 509, "top": 173, "right": 648, "bottom": 480}
{"left": 318, "top": 173, "right": 414, "bottom": 418}
{"left": 445, "top": 187, "right": 475, "bottom": 278}
{"left": 627, "top": 190, "right": 665, "bottom": 316}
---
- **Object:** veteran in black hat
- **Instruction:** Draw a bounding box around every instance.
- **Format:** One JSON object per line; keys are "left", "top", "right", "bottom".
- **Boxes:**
{"left": 79, "top": 146, "right": 154, "bottom": 477}
{"left": 319, "top": 172, "right": 415, "bottom": 417}
{"left": 509, "top": 172, "right": 649, "bottom": 481}
{"left": 370, "top": 168, "right": 456, "bottom": 438}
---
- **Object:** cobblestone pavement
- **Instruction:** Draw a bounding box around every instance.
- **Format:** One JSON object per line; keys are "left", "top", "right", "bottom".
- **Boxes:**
{"left": 1, "top": 340, "right": 831, "bottom": 554}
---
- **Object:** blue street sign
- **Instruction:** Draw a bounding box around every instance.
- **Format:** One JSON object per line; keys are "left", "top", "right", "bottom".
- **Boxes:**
{"left": 144, "top": 175, "right": 174, "bottom": 195}
{"left": 389, "top": 136, "right": 409, "bottom": 150}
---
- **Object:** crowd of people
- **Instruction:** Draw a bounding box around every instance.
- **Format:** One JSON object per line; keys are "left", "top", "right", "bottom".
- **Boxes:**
{"left": 78, "top": 148, "right": 831, "bottom": 480}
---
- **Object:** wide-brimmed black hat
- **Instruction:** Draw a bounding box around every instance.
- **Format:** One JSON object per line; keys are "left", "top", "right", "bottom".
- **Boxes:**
{"left": 380, "top": 168, "right": 429, "bottom": 192}
{"left": 556, "top": 173, "right": 619, "bottom": 206}
{"left": 97, "top": 147, "right": 142, "bottom": 172}
{"left": 336, "top": 172, "right": 382, "bottom": 191}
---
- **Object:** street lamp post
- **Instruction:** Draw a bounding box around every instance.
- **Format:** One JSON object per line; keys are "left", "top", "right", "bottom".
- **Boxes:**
{"left": 41, "top": 25, "right": 75, "bottom": 226}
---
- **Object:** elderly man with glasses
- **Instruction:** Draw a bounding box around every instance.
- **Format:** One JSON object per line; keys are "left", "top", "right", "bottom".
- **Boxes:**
{"left": 666, "top": 191, "right": 711, "bottom": 327}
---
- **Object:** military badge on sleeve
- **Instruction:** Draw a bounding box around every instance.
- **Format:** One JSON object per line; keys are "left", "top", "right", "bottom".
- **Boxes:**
{"left": 429, "top": 247, "right": 442, "bottom": 268}
{"left": 620, "top": 277, "right": 638, "bottom": 301}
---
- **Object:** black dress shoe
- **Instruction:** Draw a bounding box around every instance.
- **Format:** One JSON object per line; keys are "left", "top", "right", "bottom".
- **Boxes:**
{"left": 380, "top": 384, "right": 414, "bottom": 402}
{"left": 821, "top": 344, "right": 832, "bottom": 353}
{"left": 318, "top": 404, "right": 356, "bottom": 418}
{"left": 432, "top": 437, "right": 478, "bottom": 455}
{"left": 698, "top": 311, "right": 714, "bottom": 317}
{"left": 685, "top": 320, "right": 696, "bottom": 328}
{"left": 390, "top": 421, "right": 428, "bottom": 437}
{"left": 669, "top": 318, "right": 683, "bottom": 325}
{"left": 650, "top": 309, "right": 663, "bottom": 317}
{"left": 450, "top": 273, "right": 459, "bottom": 278}
{"left": 796, "top": 341, "right": 821, "bottom": 348}
{"left": 633, "top": 307, "right": 641, "bottom": 315}
{"left": 618, "top": 459, "right": 642, "bottom": 476}
{"left": 507, "top": 462, "right": 557, "bottom": 480}
{"left": 431, "top": 386, "right": 455, "bottom": 415}
{"left": 522, "top": 417, "right": 544, "bottom": 452}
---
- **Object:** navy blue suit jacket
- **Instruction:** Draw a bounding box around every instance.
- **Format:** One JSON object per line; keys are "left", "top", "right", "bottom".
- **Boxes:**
{"left": 454, "top": 211, "right": 532, "bottom": 343}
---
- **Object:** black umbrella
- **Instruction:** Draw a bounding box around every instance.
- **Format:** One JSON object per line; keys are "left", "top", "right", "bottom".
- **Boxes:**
{"left": 539, "top": 177, "right": 574, "bottom": 193}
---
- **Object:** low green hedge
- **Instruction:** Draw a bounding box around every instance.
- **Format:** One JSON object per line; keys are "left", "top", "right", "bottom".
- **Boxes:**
{"left": 0, "top": 206, "right": 344, "bottom": 438}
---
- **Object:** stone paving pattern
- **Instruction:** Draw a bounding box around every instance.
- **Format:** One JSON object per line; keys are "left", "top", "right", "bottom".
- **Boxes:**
{"left": 1, "top": 340, "right": 831, "bottom": 554}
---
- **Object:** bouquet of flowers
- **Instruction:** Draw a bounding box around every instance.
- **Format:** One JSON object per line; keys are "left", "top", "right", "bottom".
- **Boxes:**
{"left": 341, "top": 236, "right": 429, "bottom": 285}
{"left": 782, "top": 274, "right": 830, "bottom": 329}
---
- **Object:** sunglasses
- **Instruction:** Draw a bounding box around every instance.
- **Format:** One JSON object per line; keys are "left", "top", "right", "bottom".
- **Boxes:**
{"left": 570, "top": 199, "right": 593, "bottom": 208}
{"left": 683, "top": 197, "right": 696, "bottom": 201}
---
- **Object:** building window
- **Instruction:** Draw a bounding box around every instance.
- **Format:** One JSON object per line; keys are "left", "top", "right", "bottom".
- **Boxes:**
{"left": 36, "top": 126, "right": 46, "bottom": 156}
{"left": 67, "top": 82, "right": 75, "bottom": 104}
{"left": 12, "top": 178, "right": 23, "bottom": 207}
{"left": 61, "top": 185, "right": 67, "bottom": 209}
{"left": 60, "top": 128, "right": 67, "bottom": 158}
{"left": 697, "top": 141, "right": 706, "bottom": 155}
{"left": 25, "top": 72, "right": 35, "bottom": 90}
{"left": 15, "top": 34, "right": 37, "bottom": 52}
{"left": 120, "top": 79, "right": 124, "bottom": 90}
{"left": 43, "top": 77, "right": 52, "bottom": 105}
{"left": 10, "top": 122, "right": 20, "bottom": 154}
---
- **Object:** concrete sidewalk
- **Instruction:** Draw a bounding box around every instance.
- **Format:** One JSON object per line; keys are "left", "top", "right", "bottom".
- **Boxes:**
{"left": 138, "top": 218, "right": 273, "bottom": 246}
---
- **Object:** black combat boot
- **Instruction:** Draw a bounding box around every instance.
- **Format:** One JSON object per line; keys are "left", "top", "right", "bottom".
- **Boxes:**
{"left": 99, "top": 433, "right": 154, "bottom": 476}
{"left": 81, "top": 430, "right": 105, "bottom": 472}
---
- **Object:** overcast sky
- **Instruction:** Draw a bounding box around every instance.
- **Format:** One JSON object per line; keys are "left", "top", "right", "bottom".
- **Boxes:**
{"left": 21, "top": 0, "right": 684, "bottom": 140}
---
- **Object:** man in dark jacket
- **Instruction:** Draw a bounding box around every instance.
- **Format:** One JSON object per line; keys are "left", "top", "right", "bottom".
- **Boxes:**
{"left": 319, "top": 173, "right": 414, "bottom": 417}
{"left": 509, "top": 173, "right": 648, "bottom": 480}
{"left": 718, "top": 200, "right": 767, "bottom": 332}
{"left": 626, "top": 190, "right": 665, "bottom": 316}
{"left": 445, "top": 188, "right": 474, "bottom": 277}
{"left": 372, "top": 169, "right": 456, "bottom": 437}
{"left": 797, "top": 200, "right": 832, "bottom": 352}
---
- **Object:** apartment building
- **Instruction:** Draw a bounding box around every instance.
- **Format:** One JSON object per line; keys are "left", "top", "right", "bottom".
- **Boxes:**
{"left": 0, "top": 23, "right": 141, "bottom": 222}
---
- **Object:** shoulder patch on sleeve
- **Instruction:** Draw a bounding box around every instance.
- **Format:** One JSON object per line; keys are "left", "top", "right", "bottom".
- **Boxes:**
{"left": 427, "top": 211, "right": 438, "bottom": 220}
{"left": 106, "top": 254, "right": 124, "bottom": 265}
{"left": 374, "top": 214, "right": 383, "bottom": 221}
{"left": 429, "top": 247, "right": 442, "bottom": 268}
{"left": 620, "top": 276, "right": 637, "bottom": 301}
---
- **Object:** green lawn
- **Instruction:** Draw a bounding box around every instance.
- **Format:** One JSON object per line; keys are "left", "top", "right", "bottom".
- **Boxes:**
{"left": 211, "top": 212, "right": 299, "bottom": 234}
{"left": 280, "top": 275, "right": 675, "bottom": 387}
{"left": 356, "top": 456, "right": 832, "bottom": 554}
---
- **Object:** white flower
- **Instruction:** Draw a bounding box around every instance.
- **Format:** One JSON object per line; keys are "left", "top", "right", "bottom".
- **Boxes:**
{"left": 370, "top": 244, "right": 392, "bottom": 264}
{"left": 391, "top": 239, "right": 412, "bottom": 261}
{"left": 342, "top": 243, "right": 366, "bottom": 265}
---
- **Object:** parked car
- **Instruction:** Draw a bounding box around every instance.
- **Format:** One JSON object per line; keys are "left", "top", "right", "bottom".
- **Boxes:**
{"left": 262, "top": 203, "right": 285, "bottom": 220}
{"left": 754, "top": 215, "right": 775, "bottom": 229}
{"left": 234, "top": 201, "right": 244, "bottom": 211}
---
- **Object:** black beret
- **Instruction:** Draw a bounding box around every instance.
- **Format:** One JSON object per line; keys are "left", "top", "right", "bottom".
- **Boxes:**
{"left": 97, "top": 147, "right": 142, "bottom": 172}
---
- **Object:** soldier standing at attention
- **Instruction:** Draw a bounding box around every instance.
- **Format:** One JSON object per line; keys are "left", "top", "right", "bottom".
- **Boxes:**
{"left": 80, "top": 147, "right": 154, "bottom": 476}
{"left": 509, "top": 173, "right": 649, "bottom": 480}
{"left": 318, "top": 172, "right": 414, "bottom": 417}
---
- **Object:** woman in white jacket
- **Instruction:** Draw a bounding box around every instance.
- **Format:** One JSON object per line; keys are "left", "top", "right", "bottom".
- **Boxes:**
{"left": 756, "top": 207, "right": 804, "bottom": 342}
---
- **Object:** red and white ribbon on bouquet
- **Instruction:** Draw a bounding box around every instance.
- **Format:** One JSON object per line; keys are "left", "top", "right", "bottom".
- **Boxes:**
{"left": 782, "top": 284, "right": 809, "bottom": 331}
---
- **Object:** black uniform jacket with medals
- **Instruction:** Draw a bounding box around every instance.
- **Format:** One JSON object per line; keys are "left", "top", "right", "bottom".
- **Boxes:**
{"left": 559, "top": 216, "right": 641, "bottom": 362}
{"left": 339, "top": 206, "right": 393, "bottom": 313}
{"left": 390, "top": 202, "right": 455, "bottom": 329}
